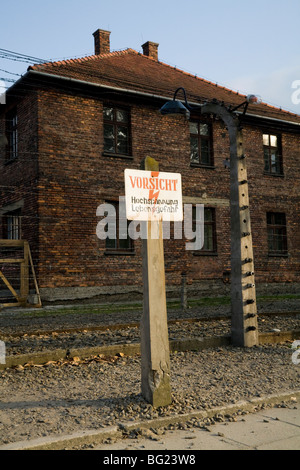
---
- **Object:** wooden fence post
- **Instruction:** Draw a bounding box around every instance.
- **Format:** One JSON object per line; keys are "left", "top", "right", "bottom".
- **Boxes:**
{"left": 140, "top": 157, "right": 172, "bottom": 407}
{"left": 19, "top": 241, "right": 29, "bottom": 306}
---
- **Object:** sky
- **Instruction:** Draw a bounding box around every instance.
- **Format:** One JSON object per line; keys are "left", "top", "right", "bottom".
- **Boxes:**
{"left": 1, "top": 0, "right": 300, "bottom": 114}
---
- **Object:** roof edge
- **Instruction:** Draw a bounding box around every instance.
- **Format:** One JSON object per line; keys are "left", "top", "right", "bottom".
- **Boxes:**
{"left": 26, "top": 69, "right": 300, "bottom": 128}
{"left": 27, "top": 51, "right": 300, "bottom": 121}
{"left": 28, "top": 48, "right": 139, "bottom": 71}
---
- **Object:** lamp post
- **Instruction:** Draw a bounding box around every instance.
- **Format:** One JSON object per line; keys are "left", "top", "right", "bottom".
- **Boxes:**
{"left": 160, "top": 90, "right": 261, "bottom": 347}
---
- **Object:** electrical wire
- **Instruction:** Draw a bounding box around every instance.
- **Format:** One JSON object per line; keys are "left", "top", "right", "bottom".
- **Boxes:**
{"left": 0, "top": 48, "right": 47, "bottom": 64}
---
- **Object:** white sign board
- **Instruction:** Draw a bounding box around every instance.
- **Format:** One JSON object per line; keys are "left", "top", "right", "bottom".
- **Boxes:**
{"left": 124, "top": 169, "right": 183, "bottom": 221}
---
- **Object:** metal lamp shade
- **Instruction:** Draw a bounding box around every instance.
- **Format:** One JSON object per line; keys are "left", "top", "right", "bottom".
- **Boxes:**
{"left": 160, "top": 100, "right": 190, "bottom": 119}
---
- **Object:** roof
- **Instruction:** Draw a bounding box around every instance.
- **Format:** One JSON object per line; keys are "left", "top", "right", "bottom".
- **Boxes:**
{"left": 28, "top": 48, "right": 300, "bottom": 125}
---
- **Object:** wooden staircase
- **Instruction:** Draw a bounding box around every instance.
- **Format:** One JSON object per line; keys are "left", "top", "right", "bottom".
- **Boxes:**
{"left": 0, "top": 240, "right": 41, "bottom": 309}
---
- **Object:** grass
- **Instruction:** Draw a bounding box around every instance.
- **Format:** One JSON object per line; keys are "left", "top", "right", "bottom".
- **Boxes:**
{"left": 19, "top": 297, "right": 231, "bottom": 318}
{"left": 7, "top": 293, "right": 300, "bottom": 319}
{"left": 20, "top": 302, "right": 144, "bottom": 318}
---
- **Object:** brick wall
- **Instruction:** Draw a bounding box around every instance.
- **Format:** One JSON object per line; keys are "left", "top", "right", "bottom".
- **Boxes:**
{"left": 35, "top": 88, "right": 234, "bottom": 293}
{"left": 0, "top": 91, "right": 39, "bottom": 249}
{"left": 1, "top": 84, "right": 299, "bottom": 300}
{"left": 244, "top": 125, "right": 300, "bottom": 285}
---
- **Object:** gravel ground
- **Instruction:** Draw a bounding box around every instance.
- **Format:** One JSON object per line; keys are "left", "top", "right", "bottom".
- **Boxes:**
{"left": 0, "top": 345, "right": 299, "bottom": 447}
{"left": 2, "top": 314, "right": 300, "bottom": 357}
{"left": 0, "top": 297, "right": 299, "bottom": 447}
{"left": 1, "top": 298, "right": 300, "bottom": 356}
{"left": 1, "top": 297, "right": 300, "bottom": 334}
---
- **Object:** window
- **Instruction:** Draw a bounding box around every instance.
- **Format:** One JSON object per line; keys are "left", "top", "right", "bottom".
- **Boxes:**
{"left": 263, "top": 133, "right": 283, "bottom": 175}
{"left": 267, "top": 212, "right": 288, "bottom": 255}
{"left": 103, "top": 106, "right": 131, "bottom": 156}
{"left": 192, "top": 206, "right": 217, "bottom": 253}
{"left": 6, "top": 109, "right": 18, "bottom": 162}
{"left": 190, "top": 121, "right": 213, "bottom": 166}
{"left": 202, "top": 207, "right": 217, "bottom": 252}
{"left": 105, "top": 201, "right": 133, "bottom": 253}
{"left": 3, "top": 209, "right": 21, "bottom": 239}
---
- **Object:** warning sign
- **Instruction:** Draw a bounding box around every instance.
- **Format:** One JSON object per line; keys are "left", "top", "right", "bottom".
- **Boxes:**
{"left": 124, "top": 169, "right": 183, "bottom": 221}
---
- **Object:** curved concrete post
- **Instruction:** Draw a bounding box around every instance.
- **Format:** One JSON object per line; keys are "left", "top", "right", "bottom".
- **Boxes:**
{"left": 201, "top": 102, "right": 258, "bottom": 347}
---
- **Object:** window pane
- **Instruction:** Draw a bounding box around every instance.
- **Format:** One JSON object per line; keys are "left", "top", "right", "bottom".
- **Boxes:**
{"left": 5, "top": 211, "right": 21, "bottom": 240}
{"left": 271, "top": 152, "right": 277, "bottom": 172}
{"left": 204, "top": 225, "right": 213, "bottom": 251}
{"left": 104, "top": 124, "right": 114, "bottom": 139}
{"left": 104, "top": 205, "right": 116, "bottom": 250}
{"left": 190, "top": 122, "right": 211, "bottom": 165}
{"left": 200, "top": 140, "right": 210, "bottom": 164}
{"left": 271, "top": 151, "right": 280, "bottom": 173}
{"left": 7, "top": 216, "right": 14, "bottom": 239}
{"left": 117, "top": 126, "right": 129, "bottom": 154}
{"left": 117, "top": 140, "right": 128, "bottom": 155}
{"left": 273, "top": 228, "right": 286, "bottom": 251}
{"left": 105, "top": 237, "right": 116, "bottom": 250}
{"left": 190, "top": 207, "right": 216, "bottom": 252}
{"left": 104, "top": 202, "right": 133, "bottom": 252}
{"left": 263, "top": 134, "right": 282, "bottom": 175}
{"left": 204, "top": 208, "right": 213, "bottom": 222}
{"left": 116, "top": 109, "right": 129, "bottom": 123}
{"left": 103, "top": 124, "right": 115, "bottom": 152}
{"left": 267, "top": 212, "right": 287, "bottom": 254}
{"left": 264, "top": 148, "right": 270, "bottom": 172}
{"left": 263, "top": 134, "right": 269, "bottom": 145}
{"left": 103, "top": 107, "right": 130, "bottom": 156}
{"left": 189, "top": 122, "right": 198, "bottom": 134}
{"left": 104, "top": 140, "right": 114, "bottom": 153}
{"left": 103, "top": 107, "right": 114, "bottom": 120}
{"left": 274, "top": 213, "right": 286, "bottom": 225}
{"left": 119, "top": 237, "right": 131, "bottom": 250}
{"left": 267, "top": 229, "right": 274, "bottom": 251}
{"left": 117, "top": 126, "right": 128, "bottom": 140}
{"left": 199, "top": 124, "right": 209, "bottom": 136}
{"left": 190, "top": 136, "right": 199, "bottom": 163}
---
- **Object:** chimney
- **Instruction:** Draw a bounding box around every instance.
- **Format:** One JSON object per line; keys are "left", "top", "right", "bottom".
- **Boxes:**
{"left": 93, "top": 29, "right": 111, "bottom": 55}
{"left": 142, "top": 41, "right": 159, "bottom": 60}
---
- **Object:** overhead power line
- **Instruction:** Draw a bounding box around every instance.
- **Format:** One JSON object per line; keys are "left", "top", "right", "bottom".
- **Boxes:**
{"left": 0, "top": 48, "right": 47, "bottom": 65}
{"left": 0, "top": 77, "right": 15, "bottom": 83}
{"left": 0, "top": 68, "right": 21, "bottom": 77}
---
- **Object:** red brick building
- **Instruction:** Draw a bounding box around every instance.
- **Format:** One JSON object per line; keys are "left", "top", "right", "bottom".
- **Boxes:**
{"left": 0, "top": 29, "right": 299, "bottom": 303}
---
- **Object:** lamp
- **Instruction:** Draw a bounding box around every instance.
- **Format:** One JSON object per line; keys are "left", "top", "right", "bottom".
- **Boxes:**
{"left": 230, "top": 94, "right": 262, "bottom": 115}
{"left": 246, "top": 94, "right": 262, "bottom": 104}
{"left": 160, "top": 89, "right": 261, "bottom": 118}
{"left": 160, "top": 87, "right": 191, "bottom": 119}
